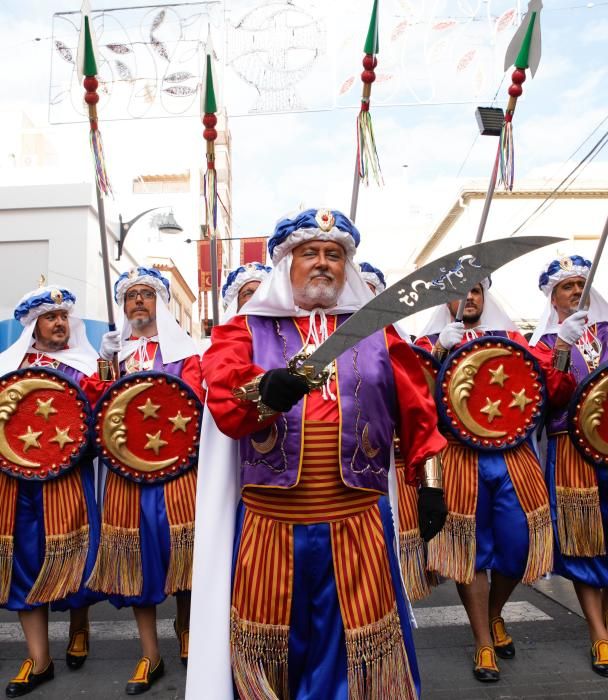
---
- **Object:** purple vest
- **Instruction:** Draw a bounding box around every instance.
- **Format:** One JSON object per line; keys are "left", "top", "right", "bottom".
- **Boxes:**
{"left": 540, "top": 322, "right": 608, "bottom": 434}
{"left": 240, "top": 315, "right": 396, "bottom": 493}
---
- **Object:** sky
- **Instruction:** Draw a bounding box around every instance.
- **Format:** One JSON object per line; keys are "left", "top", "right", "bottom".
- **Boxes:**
{"left": 0, "top": 0, "right": 607, "bottom": 295}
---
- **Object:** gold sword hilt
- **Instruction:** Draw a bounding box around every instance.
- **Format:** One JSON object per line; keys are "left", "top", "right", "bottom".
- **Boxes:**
{"left": 232, "top": 354, "right": 330, "bottom": 421}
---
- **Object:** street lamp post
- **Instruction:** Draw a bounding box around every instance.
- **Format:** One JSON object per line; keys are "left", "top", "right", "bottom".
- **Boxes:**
{"left": 116, "top": 208, "right": 183, "bottom": 260}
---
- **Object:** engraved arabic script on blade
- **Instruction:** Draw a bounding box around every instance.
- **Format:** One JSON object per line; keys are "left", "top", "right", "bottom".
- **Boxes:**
{"left": 398, "top": 255, "right": 482, "bottom": 307}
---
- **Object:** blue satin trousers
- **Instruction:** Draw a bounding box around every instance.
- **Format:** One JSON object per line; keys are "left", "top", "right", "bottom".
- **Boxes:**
{"left": 232, "top": 496, "right": 420, "bottom": 700}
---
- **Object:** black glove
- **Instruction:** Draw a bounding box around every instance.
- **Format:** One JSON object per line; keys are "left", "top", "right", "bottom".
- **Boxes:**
{"left": 259, "top": 368, "right": 309, "bottom": 413}
{"left": 417, "top": 487, "right": 448, "bottom": 542}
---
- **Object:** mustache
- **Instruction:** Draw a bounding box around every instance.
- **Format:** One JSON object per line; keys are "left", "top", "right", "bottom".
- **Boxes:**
{"left": 310, "top": 272, "right": 335, "bottom": 280}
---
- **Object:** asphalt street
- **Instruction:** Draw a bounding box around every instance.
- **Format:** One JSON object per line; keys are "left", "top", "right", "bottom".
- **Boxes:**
{"left": 0, "top": 577, "right": 606, "bottom": 699}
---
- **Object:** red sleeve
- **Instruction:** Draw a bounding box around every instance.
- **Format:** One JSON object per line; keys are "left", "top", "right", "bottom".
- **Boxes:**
{"left": 79, "top": 374, "right": 107, "bottom": 407}
{"left": 387, "top": 327, "right": 446, "bottom": 486}
{"left": 180, "top": 355, "right": 205, "bottom": 403}
{"left": 201, "top": 316, "right": 276, "bottom": 438}
{"left": 508, "top": 331, "right": 576, "bottom": 409}
{"left": 414, "top": 335, "right": 434, "bottom": 352}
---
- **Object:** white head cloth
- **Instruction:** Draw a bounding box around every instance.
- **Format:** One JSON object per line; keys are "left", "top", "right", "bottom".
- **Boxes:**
{"left": 241, "top": 254, "right": 373, "bottom": 319}
{"left": 530, "top": 256, "right": 608, "bottom": 346}
{"left": 0, "top": 285, "right": 98, "bottom": 376}
{"left": 117, "top": 294, "right": 199, "bottom": 364}
{"left": 419, "top": 281, "right": 517, "bottom": 337}
{"left": 221, "top": 264, "right": 273, "bottom": 324}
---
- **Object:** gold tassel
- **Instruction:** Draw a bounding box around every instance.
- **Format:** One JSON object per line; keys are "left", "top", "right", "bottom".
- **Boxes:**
{"left": 345, "top": 604, "right": 416, "bottom": 700}
{"left": 230, "top": 606, "right": 289, "bottom": 700}
{"left": 0, "top": 535, "right": 14, "bottom": 605}
{"left": 556, "top": 487, "right": 605, "bottom": 557}
{"left": 86, "top": 523, "right": 142, "bottom": 597}
{"left": 399, "top": 529, "right": 436, "bottom": 602}
{"left": 427, "top": 512, "right": 476, "bottom": 584}
{"left": 26, "top": 526, "right": 89, "bottom": 604}
{"left": 164, "top": 523, "right": 194, "bottom": 595}
{"left": 521, "top": 505, "right": 553, "bottom": 584}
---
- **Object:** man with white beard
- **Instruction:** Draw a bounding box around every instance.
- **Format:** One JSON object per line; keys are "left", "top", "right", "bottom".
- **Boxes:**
{"left": 196, "top": 208, "right": 447, "bottom": 699}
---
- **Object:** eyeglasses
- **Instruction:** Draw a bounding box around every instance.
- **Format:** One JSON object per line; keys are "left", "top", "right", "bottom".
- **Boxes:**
{"left": 125, "top": 290, "right": 156, "bottom": 301}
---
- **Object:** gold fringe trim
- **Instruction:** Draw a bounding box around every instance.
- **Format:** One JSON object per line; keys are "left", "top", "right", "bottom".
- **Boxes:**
{"left": 399, "top": 529, "right": 437, "bottom": 602}
{"left": 0, "top": 535, "right": 14, "bottom": 605}
{"left": 521, "top": 505, "right": 553, "bottom": 585}
{"left": 230, "top": 606, "right": 289, "bottom": 700}
{"left": 26, "top": 525, "right": 89, "bottom": 604}
{"left": 345, "top": 604, "right": 417, "bottom": 700}
{"left": 426, "top": 512, "right": 476, "bottom": 584}
{"left": 164, "top": 523, "right": 194, "bottom": 595}
{"left": 556, "top": 487, "right": 606, "bottom": 557}
{"left": 86, "top": 523, "right": 142, "bottom": 597}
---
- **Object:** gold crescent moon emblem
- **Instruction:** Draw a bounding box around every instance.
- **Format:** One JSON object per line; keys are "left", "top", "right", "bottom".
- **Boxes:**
{"left": 362, "top": 423, "right": 380, "bottom": 459}
{"left": 250, "top": 424, "right": 278, "bottom": 454}
{"left": 102, "top": 382, "right": 178, "bottom": 472}
{"left": 579, "top": 373, "right": 608, "bottom": 455}
{"left": 448, "top": 347, "right": 511, "bottom": 439}
{"left": 0, "top": 378, "right": 64, "bottom": 468}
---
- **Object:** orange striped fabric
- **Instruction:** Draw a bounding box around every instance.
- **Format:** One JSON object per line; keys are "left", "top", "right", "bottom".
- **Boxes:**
{"left": 243, "top": 422, "right": 378, "bottom": 524}
{"left": 103, "top": 471, "right": 140, "bottom": 529}
{"left": 42, "top": 468, "right": 87, "bottom": 534}
{"left": 504, "top": 442, "right": 550, "bottom": 513}
{"left": 504, "top": 442, "right": 553, "bottom": 583}
{"left": 164, "top": 468, "right": 197, "bottom": 594}
{"left": 0, "top": 472, "right": 17, "bottom": 537}
{"left": 0, "top": 473, "right": 17, "bottom": 604}
{"left": 442, "top": 436, "right": 478, "bottom": 515}
{"left": 555, "top": 433, "right": 598, "bottom": 489}
{"left": 87, "top": 470, "right": 142, "bottom": 596}
{"left": 554, "top": 434, "right": 604, "bottom": 557}
{"left": 165, "top": 468, "right": 197, "bottom": 525}
{"left": 232, "top": 508, "right": 293, "bottom": 626}
{"left": 27, "top": 469, "right": 90, "bottom": 604}
{"left": 396, "top": 466, "right": 417, "bottom": 533}
{"left": 331, "top": 504, "right": 395, "bottom": 629}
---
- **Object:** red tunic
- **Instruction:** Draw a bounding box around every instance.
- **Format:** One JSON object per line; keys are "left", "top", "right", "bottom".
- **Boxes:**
{"left": 202, "top": 315, "right": 446, "bottom": 486}
{"left": 415, "top": 329, "right": 576, "bottom": 409}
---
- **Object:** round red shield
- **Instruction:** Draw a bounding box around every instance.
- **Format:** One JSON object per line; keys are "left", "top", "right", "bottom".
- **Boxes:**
{"left": 410, "top": 345, "right": 441, "bottom": 395}
{"left": 0, "top": 367, "right": 90, "bottom": 481}
{"left": 436, "top": 336, "right": 545, "bottom": 451}
{"left": 569, "top": 364, "right": 608, "bottom": 467}
{"left": 94, "top": 371, "right": 202, "bottom": 484}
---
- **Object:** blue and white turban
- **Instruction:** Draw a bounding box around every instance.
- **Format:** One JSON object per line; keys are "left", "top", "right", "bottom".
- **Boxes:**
{"left": 14, "top": 286, "right": 76, "bottom": 326}
{"left": 114, "top": 267, "right": 171, "bottom": 305}
{"left": 530, "top": 254, "right": 608, "bottom": 346}
{"left": 222, "top": 262, "right": 272, "bottom": 309}
{"left": 359, "top": 262, "right": 386, "bottom": 294}
{"left": 268, "top": 208, "right": 360, "bottom": 264}
{"left": 0, "top": 285, "right": 97, "bottom": 376}
{"left": 538, "top": 255, "right": 591, "bottom": 297}
{"left": 114, "top": 266, "right": 199, "bottom": 363}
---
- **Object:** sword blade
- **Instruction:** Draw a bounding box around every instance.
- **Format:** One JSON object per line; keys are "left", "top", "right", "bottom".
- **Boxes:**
{"left": 302, "top": 235, "right": 562, "bottom": 375}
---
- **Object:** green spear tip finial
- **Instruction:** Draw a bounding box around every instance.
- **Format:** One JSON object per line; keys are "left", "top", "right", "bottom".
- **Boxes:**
{"left": 204, "top": 54, "right": 217, "bottom": 114}
{"left": 363, "top": 0, "right": 379, "bottom": 55}
{"left": 83, "top": 15, "right": 98, "bottom": 76}
{"left": 514, "top": 11, "right": 537, "bottom": 69}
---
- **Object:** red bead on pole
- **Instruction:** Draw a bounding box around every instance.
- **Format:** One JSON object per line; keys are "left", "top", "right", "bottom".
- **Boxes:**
{"left": 84, "top": 91, "right": 100, "bottom": 105}
{"left": 83, "top": 76, "right": 98, "bottom": 91}
{"left": 511, "top": 68, "right": 526, "bottom": 85}
{"left": 508, "top": 84, "right": 523, "bottom": 97}
{"left": 202, "top": 113, "right": 217, "bottom": 128}
{"left": 362, "top": 54, "right": 377, "bottom": 70}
